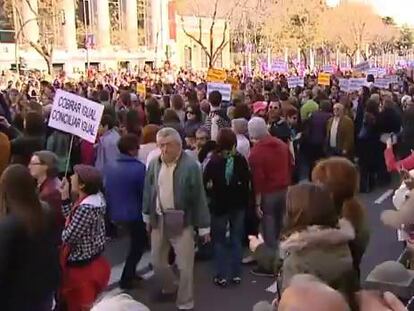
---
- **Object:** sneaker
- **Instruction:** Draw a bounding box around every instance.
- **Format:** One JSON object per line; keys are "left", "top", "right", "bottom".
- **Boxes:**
{"left": 213, "top": 276, "right": 228, "bottom": 287}
{"left": 231, "top": 277, "right": 242, "bottom": 285}
{"left": 250, "top": 267, "right": 274, "bottom": 278}
{"left": 242, "top": 255, "right": 256, "bottom": 264}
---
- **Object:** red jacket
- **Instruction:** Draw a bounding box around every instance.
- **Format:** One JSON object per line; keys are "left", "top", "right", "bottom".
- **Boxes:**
{"left": 39, "top": 177, "right": 64, "bottom": 230}
{"left": 384, "top": 147, "right": 414, "bottom": 172}
{"left": 248, "top": 135, "right": 292, "bottom": 195}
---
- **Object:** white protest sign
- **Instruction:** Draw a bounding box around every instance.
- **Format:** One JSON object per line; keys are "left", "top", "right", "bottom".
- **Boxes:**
{"left": 385, "top": 75, "right": 399, "bottom": 84}
{"left": 287, "top": 76, "right": 304, "bottom": 88}
{"left": 48, "top": 89, "right": 105, "bottom": 143}
{"left": 207, "top": 82, "right": 232, "bottom": 102}
{"left": 338, "top": 78, "right": 350, "bottom": 92}
{"left": 374, "top": 78, "right": 390, "bottom": 89}
{"left": 271, "top": 60, "right": 288, "bottom": 73}
{"left": 353, "top": 61, "right": 370, "bottom": 72}
{"left": 349, "top": 78, "right": 365, "bottom": 92}
{"left": 323, "top": 65, "right": 334, "bottom": 74}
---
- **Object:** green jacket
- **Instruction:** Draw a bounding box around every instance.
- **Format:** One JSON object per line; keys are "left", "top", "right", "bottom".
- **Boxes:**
{"left": 142, "top": 152, "right": 210, "bottom": 230}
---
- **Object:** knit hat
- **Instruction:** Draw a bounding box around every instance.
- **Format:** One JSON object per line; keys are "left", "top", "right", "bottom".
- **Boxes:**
{"left": 248, "top": 117, "right": 268, "bottom": 140}
{"left": 74, "top": 164, "right": 102, "bottom": 186}
{"left": 33, "top": 150, "right": 58, "bottom": 177}
{"left": 232, "top": 118, "right": 248, "bottom": 135}
{"left": 365, "top": 261, "right": 414, "bottom": 299}
{"left": 253, "top": 101, "right": 268, "bottom": 114}
{"left": 402, "top": 95, "right": 412, "bottom": 105}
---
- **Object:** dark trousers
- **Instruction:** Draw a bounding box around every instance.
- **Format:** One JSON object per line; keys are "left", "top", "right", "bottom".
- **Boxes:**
{"left": 120, "top": 220, "right": 147, "bottom": 285}
{"left": 211, "top": 210, "right": 245, "bottom": 279}
{"left": 261, "top": 190, "right": 286, "bottom": 249}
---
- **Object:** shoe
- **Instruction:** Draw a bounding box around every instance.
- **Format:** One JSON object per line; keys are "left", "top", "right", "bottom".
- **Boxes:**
{"left": 250, "top": 267, "right": 274, "bottom": 278}
{"left": 231, "top": 277, "right": 242, "bottom": 285}
{"left": 242, "top": 255, "right": 256, "bottom": 264}
{"left": 119, "top": 276, "right": 143, "bottom": 290}
{"left": 213, "top": 276, "right": 228, "bottom": 287}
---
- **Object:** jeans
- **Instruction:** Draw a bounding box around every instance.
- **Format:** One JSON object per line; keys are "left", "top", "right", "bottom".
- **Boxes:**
{"left": 120, "top": 220, "right": 147, "bottom": 285}
{"left": 211, "top": 210, "right": 245, "bottom": 279}
{"left": 261, "top": 190, "right": 286, "bottom": 249}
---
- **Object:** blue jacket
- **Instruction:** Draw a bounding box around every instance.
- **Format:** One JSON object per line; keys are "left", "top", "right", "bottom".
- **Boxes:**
{"left": 104, "top": 154, "right": 146, "bottom": 222}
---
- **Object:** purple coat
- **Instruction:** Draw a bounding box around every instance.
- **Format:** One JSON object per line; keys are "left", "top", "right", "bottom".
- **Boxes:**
{"left": 308, "top": 111, "right": 332, "bottom": 145}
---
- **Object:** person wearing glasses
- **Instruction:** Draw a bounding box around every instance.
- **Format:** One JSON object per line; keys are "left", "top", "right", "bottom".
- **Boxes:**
{"left": 268, "top": 101, "right": 291, "bottom": 144}
{"left": 28, "top": 150, "right": 64, "bottom": 235}
{"left": 184, "top": 103, "right": 202, "bottom": 138}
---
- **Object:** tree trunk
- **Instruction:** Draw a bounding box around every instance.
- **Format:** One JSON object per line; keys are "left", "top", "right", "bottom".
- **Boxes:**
{"left": 44, "top": 55, "right": 52, "bottom": 74}
{"left": 300, "top": 49, "right": 308, "bottom": 68}
{"left": 346, "top": 53, "right": 354, "bottom": 68}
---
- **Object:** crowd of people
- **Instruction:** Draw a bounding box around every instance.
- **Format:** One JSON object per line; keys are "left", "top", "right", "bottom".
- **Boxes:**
{"left": 1, "top": 64, "right": 414, "bottom": 311}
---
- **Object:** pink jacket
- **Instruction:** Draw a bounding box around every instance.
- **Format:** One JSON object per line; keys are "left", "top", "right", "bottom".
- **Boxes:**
{"left": 384, "top": 147, "right": 414, "bottom": 172}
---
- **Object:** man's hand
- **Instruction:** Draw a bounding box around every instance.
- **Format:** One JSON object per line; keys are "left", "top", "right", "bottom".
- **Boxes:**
{"left": 145, "top": 223, "right": 151, "bottom": 233}
{"left": 200, "top": 233, "right": 211, "bottom": 244}
{"left": 357, "top": 290, "right": 406, "bottom": 311}
{"left": 248, "top": 234, "right": 264, "bottom": 253}
{"left": 0, "top": 116, "right": 10, "bottom": 128}
{"left": 256, "top": 205, "right": 264, "bottom": 219}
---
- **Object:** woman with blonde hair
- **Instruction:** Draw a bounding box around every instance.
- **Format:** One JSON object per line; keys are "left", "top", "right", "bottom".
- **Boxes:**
{"left": 312, "top": 157, "right": 370, "bottom": 279}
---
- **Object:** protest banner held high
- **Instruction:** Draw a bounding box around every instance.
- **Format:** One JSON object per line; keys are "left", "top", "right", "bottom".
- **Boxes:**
{"left": 48, "top": 89, "right": 105, "bottom": 143}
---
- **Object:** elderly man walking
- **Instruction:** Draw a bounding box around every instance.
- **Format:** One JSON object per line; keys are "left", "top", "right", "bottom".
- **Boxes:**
{"left": 143, "top": 127, "right": 210, "bottom": 311}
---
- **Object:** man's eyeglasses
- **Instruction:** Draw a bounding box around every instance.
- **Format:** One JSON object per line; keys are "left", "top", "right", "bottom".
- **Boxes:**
{"left": 186, "top": 111, "right": 195, "bottom": 115}
{"left": 196, "top": 136, "right": 208, "bottom": 141}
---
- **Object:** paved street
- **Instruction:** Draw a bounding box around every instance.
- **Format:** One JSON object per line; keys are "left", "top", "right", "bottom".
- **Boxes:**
{"left": 103, "top": 183, "right": 403, "bottom": 311}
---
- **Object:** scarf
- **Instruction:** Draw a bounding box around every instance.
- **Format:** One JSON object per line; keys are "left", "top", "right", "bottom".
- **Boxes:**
{"left": 223, "top": 149, "right": 236, "bottom": 186}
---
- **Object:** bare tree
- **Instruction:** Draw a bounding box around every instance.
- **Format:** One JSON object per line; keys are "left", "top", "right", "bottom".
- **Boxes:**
{"left": 176, "top": 0, "right": 245, "bottom": 68}
{"left": 321, "top": 1, "right": 383, "bottom": 66}
{"left": 3, "top": 0, "right": 63, "bottom": 74}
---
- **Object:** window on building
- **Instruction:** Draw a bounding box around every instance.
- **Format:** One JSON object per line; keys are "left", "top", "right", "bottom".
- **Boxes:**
{"left": 109, "top": 0, "right": 123, "bottom": 46}
{"left": 184, "top": 46, "right": 192, "bottom": 69}
{"left": 137, "top": 0, "right": 147, "bottom": 46}
{"left": 77, "top": 0, "right": 97, "bottom": 48}
{"left": 0, "top": 0, "right": 15, "bottom": 43}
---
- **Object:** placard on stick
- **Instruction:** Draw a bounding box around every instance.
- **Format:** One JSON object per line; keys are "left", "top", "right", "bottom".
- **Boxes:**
{"left": 318, "top": 73, "right": 331, "bottom": 86}
{"left": 48, "top": 89, "right": 105, "bottom": 143}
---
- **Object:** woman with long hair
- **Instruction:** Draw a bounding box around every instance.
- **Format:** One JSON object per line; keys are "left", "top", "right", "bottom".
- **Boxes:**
{"left": 0, "top": 164, "right": 59, "bottom": 311}
{"left": 204, "top": 128, "right": 251, "bottom": 287}
{"left": 59, "top": 165, "right": 110, "bottom": 311}
{"left": 280, "top": 183, "right": 357, "bottom": 301}
{"left": 312, "top": 157, "right": 370, "bottom": 279}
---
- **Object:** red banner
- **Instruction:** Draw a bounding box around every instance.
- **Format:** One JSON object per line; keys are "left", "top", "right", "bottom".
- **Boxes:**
{"left": 168, "top": 0, "right": 177, "bottom": 40}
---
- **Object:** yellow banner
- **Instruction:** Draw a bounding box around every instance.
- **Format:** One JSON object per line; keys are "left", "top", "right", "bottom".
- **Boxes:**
{"left": 207, "top": 68, "right": 227, "bottom": 83}
{"left": 318, "top": 73, "right": 331, "bottom": 86}
{"left": 137, "top": 83, "right": 146, "bottom": 98}
{"left": 226, "top": 76, "right": 240, "bottom": 91}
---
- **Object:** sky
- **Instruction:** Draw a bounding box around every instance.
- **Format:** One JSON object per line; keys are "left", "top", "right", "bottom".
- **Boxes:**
{"left": 326, "top": 0, "right": 414, "bottom": 26}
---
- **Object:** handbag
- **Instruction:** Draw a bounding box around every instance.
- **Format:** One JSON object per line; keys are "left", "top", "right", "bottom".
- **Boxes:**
{"left": 156, "top": 183, "right": 185, "bottom": 238}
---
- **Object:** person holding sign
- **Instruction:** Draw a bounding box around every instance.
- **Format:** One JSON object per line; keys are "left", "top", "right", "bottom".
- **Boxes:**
{"left": 59, "top": 165, "right": 110, "bottom": 311}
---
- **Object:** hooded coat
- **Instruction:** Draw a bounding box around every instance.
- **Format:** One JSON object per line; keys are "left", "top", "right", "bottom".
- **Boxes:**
{"left": 280, "top": 219, "right": 358, "bottom": 295}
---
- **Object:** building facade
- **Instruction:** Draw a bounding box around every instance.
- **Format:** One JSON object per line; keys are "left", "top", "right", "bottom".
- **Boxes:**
{"left": 0, "top": 0, "right": 231, "bottom": 72}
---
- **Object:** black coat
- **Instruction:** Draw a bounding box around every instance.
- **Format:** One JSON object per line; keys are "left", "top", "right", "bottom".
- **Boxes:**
{"left": 203, "top": 153, "right": 250, "bottom": 215}
{"left": 0, "top": 205, "right": 60, "bottom": 310}
{"left": 11, "top": 135, "right": 45, "bottom": 166}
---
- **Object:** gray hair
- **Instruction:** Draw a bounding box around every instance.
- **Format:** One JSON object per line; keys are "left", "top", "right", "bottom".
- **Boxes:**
{"left": 156, "top": 127, "right": 182, "bottom": 147}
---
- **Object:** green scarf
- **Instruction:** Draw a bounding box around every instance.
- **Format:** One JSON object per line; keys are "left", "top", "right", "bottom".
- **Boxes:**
{"left": 223, "top": 148, "right": 236, "bottom": 186}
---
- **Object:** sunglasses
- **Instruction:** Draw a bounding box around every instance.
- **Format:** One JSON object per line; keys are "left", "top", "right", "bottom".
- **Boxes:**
{"left": 269, "top": 106, "right": 279, "bottom": 110}
{"left": 186, "top": 111, "right": 195, "bottom": 115}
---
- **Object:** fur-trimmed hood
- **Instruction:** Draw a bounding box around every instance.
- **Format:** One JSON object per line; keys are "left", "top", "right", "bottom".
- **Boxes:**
{"left": 281, "top": 218, "right": 355, "bottom": 253}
